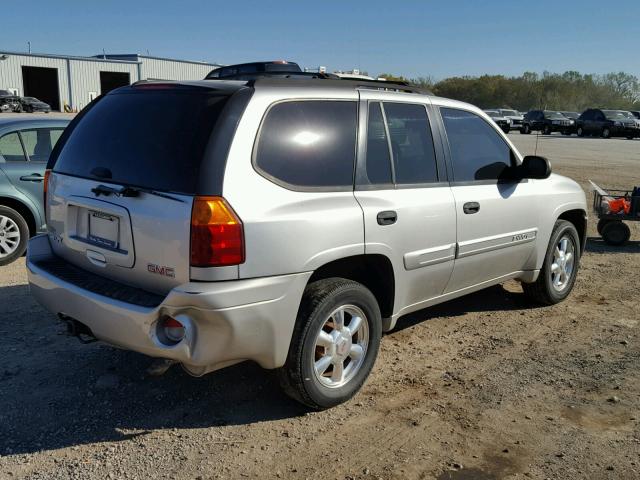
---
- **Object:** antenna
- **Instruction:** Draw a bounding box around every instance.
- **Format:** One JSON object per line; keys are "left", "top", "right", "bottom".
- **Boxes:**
{"left": 27, "top": 41, "right": 31, "bottom": 54}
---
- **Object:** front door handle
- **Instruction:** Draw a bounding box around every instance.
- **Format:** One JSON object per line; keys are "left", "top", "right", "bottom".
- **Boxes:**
{"left": 20, "top": 173, "right": 44, "bottom": 182}
{"left": 377, "top": 210, "right": 397, "bottom": 226}
{"left": 463, "top": 202, "right": 480, "bottom": 214}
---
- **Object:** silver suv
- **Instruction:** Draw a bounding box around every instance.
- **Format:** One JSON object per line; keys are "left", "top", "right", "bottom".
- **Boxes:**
{"left": 27, "top": 78, "right": 587, "bottom": 409}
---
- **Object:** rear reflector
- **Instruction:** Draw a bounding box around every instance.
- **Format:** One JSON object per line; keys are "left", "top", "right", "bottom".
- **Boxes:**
{"left": 190, "top": 196, "right": 244, "bottom": 267}
{"left": 161, "top": 316, "right": 185, "bottom": 343}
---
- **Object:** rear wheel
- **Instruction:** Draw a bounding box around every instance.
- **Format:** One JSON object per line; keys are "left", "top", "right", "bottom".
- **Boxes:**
{"left": 0, "top": 206, "right": 29, "bottom": 266}
{"left": 543, "top": 124, "right": 552, "bottom": 135}
{"left": 601, "top": 221, "right": 630, "bottom": 246}
{"left": 577, "top": 126, "right": 585, "bottom": 137}
{"left": 278, "top": 278, "right": 382, "bottom": 410}
{"left": 502, "top": 125, "right": 510, "bottom": 134}
{"left": 522, "top": 220, "right": 580, "bottom": 305}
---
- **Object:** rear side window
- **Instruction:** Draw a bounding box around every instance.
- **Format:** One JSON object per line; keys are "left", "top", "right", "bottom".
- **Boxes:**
{"left": 255, "top": 101, "right": 357, "bottom": 189}
{"left": 384, "top": 103, "right": 438, "bottom": 184}
{"left": 441, "top": 108, "right": 514, "bottom": 182}
{"left": 0, "top": 133, "right": 26, "bottom": 162}
{"left": 364, "top": 102, "right": 393, "bottom": 185}
{"left": 53, "top": 90, "right": 230, "bottom": 194}
{"left": 20, "top": 128, "right": 65, "bottom": 162}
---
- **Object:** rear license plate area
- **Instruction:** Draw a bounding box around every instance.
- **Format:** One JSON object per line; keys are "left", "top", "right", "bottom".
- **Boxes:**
{"left": 88, "top": 211, "right": 119, "bottom": 249}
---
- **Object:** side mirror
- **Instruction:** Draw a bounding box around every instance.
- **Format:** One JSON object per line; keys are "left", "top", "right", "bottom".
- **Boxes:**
{"left": 519, "top": 155, "right": 551, "bottom": 179}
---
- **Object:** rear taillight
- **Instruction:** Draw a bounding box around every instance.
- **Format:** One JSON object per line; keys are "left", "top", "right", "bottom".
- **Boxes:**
{"left": 190, "top": 196, "right": 244, "bottom": 267}
{"left": 43, "top": 169, "right": 51, "bottom": 219}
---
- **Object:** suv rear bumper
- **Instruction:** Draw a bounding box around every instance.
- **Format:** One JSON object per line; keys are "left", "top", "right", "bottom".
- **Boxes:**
{"left": 27, "top": 234, "right": 311, "bottom": 375}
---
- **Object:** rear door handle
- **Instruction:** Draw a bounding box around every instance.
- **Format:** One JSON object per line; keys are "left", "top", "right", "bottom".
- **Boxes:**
{"left": 377, "top": 210, "right": 397, "bottom": 226}
{"left": 463, "top": 202, "right": 480, "bottom": 214}
{"left": 20, "top": 173, "right": 44, "bottom": 182}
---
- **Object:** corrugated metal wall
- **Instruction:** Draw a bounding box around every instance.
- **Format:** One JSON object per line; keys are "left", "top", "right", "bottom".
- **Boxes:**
{"left": 0, "top": 52, "right": 221, "bottom": 112}
{"left": 139, "top": 57, "right": 216, "bottom": 80}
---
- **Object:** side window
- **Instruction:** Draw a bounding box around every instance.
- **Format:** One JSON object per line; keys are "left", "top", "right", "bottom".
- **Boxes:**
{"left": 20, "top": 128, "right": 59, "bottom": 162}
{"left": 440, "top": 108, "right": 514, "bottom": 182}
{"left": 255, "top": 101, "right": 357, "bottom": 188}
{"left": 384, "top": 103, "right": 438, "bottom": 184}
{"left": 364, "top": 102, "right": 393, "bottom": 185}
{"left": 0, "top": 132, "right": 26, "bottom": 162}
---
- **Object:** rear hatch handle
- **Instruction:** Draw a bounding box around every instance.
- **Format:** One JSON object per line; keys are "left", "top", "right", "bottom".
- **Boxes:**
{"left": 91, "top": 184, "right": 185, "bottom": 203}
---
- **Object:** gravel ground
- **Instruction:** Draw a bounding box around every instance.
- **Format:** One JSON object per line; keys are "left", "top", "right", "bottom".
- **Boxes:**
{"left": 1, "top": 133, "right": 639, "bottom": 479}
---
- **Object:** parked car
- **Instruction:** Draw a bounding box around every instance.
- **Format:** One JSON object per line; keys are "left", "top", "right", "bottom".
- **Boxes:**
{"left": 521, "top": 110, "right": 575, "bottom": 135}
{"left": 493, "top": 108, "right": 524, "bottom": 130}
{"left": 576, "top": 109, "right": 640, "bottom": 139}
{"left": 560, "top": 111, "right": 579, "bottom": 120}
{"left": 0, "top": 117, "right": 70, "bottom": 265}
{"left": 0, "top": 90, "right": 22, "bottom": 113}
{"left": 630, "top": 111, "right": 640, "bottom": 120}
{"left": 483, "top": 110, "right": 511, "bottom": 133}
{"left": 27, "top": 78, "right": 587, "bottom": 409}
{"left": 20, "top": 97, "right": 52, "bottom": 113}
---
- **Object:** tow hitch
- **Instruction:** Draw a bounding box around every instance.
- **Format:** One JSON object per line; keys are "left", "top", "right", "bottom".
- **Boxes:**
{"left": 58, "top": 314, "right": 98, "bottom": 344}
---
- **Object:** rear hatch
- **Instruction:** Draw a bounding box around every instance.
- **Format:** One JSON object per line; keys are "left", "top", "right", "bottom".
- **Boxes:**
{"left": 46, "top": 83, "right": 246, "bottom": 295}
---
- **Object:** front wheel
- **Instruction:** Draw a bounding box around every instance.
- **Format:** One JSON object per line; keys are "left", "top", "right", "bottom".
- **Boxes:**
{"left": 577, "top": 126, "right": 585, "bottom": 137}
{"left": 522, "top": 220, "right": 580, "bottom": 305}
{"left": 543, "top": 125, "right": 552, "bottom": 135}
{"left": 601, "top": 127, "right": 611, "bottom": 139}
{"left": 278, "top": 278, "right": 382, "bottom": 410}
{"left": 521, "top": 124, "right": 531, "bottom": 134}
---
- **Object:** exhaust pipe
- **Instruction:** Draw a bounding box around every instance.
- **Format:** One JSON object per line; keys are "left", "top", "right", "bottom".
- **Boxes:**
{"left": 58, "top": 313, "right": 98, "bottom": 344}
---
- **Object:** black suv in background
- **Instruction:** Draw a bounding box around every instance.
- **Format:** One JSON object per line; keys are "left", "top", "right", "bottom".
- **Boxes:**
{"left": 576, "top": 109, "right": 640, "bottom": 139}
{"left": 521, "top": 110, "right": 574, "bottom": 135}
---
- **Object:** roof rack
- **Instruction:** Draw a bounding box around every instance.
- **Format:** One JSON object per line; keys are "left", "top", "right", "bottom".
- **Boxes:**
{"left": 202, "top": 72, "right": 432, "bottom": 95}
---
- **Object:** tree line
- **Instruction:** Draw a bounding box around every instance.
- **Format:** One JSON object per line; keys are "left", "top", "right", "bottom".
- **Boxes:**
{"left": 377, "top": 71, "right": 640, "bottom": 112}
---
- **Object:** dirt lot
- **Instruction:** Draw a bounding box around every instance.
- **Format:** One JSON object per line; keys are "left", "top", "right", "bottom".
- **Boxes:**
{"left": 1, "top": 133, "right": 639, "bottom": 480}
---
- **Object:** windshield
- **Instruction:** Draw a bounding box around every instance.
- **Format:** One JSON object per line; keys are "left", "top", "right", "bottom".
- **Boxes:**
{"left": 485, "top": 111, "right": 501, "bottom": 118}
{"left": 603, "top": 110, "right": 627, "bottom": 120}
{"left": 544, "top": 111, "right": 566, "bottom": 119}
{"left": 618, "top": 111, "right": 634, "bottom": 119}
{"left": 501, "top": 110, "right": 518, "bottom": 116}
{"left": 53, "top": 89, "right": 231, "bottom": 194}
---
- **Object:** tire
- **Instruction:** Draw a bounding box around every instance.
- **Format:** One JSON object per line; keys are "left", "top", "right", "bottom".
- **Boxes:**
{"left": 502, "top": 125, "right": 510, "bottom": 134}
{"left": 577, "top": 127, "right": 585, "bottom": 137}
{"left": 0, "top": 205, "right": 29, "bottom": 266}
{"left": 278, "top": 278, "right": 382, "bottom": 410}
{"left": 597, "top": 218, "right": 613, "bottom": 236}
{"left": 601, "top": 127, "right": 611, "bottom": 139}
{"left": 521, "top": 124, "right": 531, "bottom": 134}
{"left": 626, "top": 136, "right": 634, "bottom": 140}
{"left": 543, "top": 125, "right": 552, "bottom": 135}
{"left": 601, "top": 221, "right": 630, "bottom": 246}
{"left": 522, "top": 220, "right": 580, "bottom": 305}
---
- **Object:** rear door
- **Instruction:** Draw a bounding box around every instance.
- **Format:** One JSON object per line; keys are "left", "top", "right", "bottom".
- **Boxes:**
{"left": 354, "top": 91, "right": 457, "bottom": 318}
{"left": 437, "top": 107, "right": 540, "bottom": 293}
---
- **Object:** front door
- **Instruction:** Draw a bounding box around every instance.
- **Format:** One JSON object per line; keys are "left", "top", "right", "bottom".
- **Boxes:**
{"left": 437, "top": 107, "right": 540, "bottom": 293}
{"left": 354, "top": 92, "right": 457, "bottom": 321}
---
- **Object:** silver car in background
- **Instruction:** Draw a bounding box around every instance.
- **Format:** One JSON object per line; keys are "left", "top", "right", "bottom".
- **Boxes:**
{"left": 27, "top": 78, "right": 587, "bottom": 409}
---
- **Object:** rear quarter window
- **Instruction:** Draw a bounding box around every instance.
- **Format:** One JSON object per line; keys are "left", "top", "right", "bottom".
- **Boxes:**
{"left": 254, "top": 100, "right": 357, "bottom": 189}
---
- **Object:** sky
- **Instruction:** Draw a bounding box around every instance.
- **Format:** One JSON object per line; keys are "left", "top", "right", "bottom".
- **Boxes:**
{"left": 2, "top": 1, "right": 639, "bottom": 80}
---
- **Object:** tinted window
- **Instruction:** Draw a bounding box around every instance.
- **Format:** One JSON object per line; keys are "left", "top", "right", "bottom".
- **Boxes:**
{"left": 364, "top": 102, "right": 392, "bottom": 185}
{"left": 255, "top": 101, "right": 357, "bottom": 188}
{"left": 0, "top": 132, "right": 26, "bottom": 162}
{"left": 384, "top": 103, "right": 438, "bottom": 184}
{"left": 441, "top": 108, "right": 514, "bottom": 182}
{"left": 54, "top": 90, "right": 230, "bottom": 194}
{"left": 21, "top": 128, "right": 65, "bottom": 162}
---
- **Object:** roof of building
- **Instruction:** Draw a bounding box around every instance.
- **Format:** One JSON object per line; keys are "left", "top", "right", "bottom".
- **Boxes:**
{"left": 0, "top": 50, "right": 221, "bottom": 67}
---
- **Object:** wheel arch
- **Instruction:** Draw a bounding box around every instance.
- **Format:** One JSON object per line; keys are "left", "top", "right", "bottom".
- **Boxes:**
{"left": 0, "top": 195, "right": 37, "bottom": 236}
{"left": 308, "top": 254, "right": 395, "bottom": 320}
{"left": 558, "top": 208, "right": 587, "bottom": 253}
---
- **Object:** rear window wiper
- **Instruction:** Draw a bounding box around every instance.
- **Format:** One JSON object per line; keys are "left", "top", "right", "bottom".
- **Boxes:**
{"left": 91, "top": 184, "right": 184, "bottom": 203}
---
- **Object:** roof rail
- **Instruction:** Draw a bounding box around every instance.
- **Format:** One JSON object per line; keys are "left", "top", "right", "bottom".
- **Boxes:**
{"left": 203, "top": 72, "right": 432, "bottom": 95}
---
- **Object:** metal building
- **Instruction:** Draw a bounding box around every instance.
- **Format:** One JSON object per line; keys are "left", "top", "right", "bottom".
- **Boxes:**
{"left": 0, "top": 51, "right": 221, "bottom": 112}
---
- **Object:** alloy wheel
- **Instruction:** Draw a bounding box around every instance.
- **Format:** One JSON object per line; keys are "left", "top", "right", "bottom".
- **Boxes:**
{"left": 550, "top": 235, "right": 575, "bottom": 292}
{"left": 0, "top": 215, "right": 21, "bottom": 259}
{"left": 312, "top": 305, "right": 369, "bottom": 388}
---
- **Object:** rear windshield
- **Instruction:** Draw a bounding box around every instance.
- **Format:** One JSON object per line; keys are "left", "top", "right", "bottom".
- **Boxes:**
{"left": 53, "top": 89, "right": 230, "bottom": 194}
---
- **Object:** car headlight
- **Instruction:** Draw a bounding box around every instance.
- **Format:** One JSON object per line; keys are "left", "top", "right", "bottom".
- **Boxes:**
{"left": 569, "top": 120, "right": 575, "bottom": 124}
{"left": 614, "top": 121, "right": 623, "bottom": 126}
